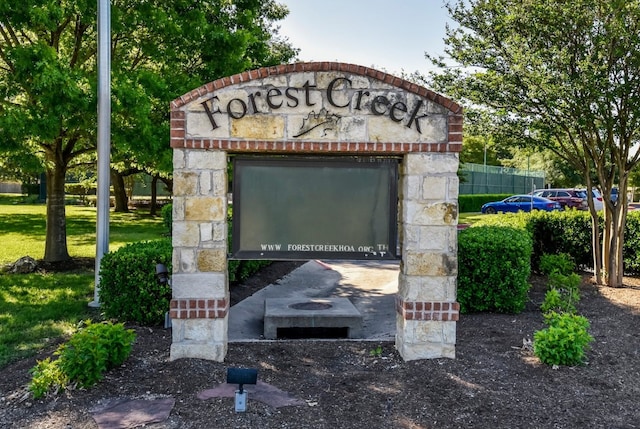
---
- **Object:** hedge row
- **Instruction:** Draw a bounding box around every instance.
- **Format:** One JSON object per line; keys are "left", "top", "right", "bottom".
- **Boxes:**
{"left": 99, "top": 239, "right": 173, "bottom": 326}
{"left": 457, "top": 209, "right": 640, "bottom": 314}
{"left": 473, "top": 210, "right": 640, "bottom": 274}
{"left": 458, "top": 226, "right": 532, "bottom": 313}
{"left": 459, "top": 194, "right": 511, "bottom": 213}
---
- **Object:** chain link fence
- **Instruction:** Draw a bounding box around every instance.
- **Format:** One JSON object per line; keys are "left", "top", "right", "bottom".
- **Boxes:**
{"left": 459, "top": 163, "right": 545, "bottom": 195}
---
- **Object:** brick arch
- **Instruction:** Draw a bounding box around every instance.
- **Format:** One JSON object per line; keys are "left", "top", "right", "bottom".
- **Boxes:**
{"left": 170, "top": 62, "right": 462, "bottom": 154}
{"left": 171, "top": 62, "right": 462, "bottom": 113}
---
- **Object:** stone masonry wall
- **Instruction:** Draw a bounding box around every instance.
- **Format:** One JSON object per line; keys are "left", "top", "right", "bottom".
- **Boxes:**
{"left": 396, "top": 153, "right": 460, "bottom": 359}
{"left": 170, "top": 62, "right": 462, "bottom": 362}
{"left": 170, "top": 149, "right": 229, "bottom": 361}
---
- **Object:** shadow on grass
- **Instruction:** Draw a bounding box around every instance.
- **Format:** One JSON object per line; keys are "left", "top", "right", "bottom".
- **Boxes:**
{"left": 0, "top": 272, "right": 96, "bottom": 367}
{"left": 0, "top": 207, "right": 166, "bottom": 250}
{"left": 0, "top": 213, "right": 46, "bottom": 237}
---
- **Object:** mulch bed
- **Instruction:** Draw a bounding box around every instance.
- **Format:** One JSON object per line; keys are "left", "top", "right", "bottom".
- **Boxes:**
{"left": 1, "top": 265, "right": 640, "bottom": 428}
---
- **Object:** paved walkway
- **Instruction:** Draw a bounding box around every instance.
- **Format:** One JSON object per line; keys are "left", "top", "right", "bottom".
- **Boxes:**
{"left": 228, "top": 260, "right": 400, "bottom": 341}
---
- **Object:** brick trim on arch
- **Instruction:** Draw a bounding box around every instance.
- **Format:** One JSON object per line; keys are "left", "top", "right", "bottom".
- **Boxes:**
{"left": 169, "top": 62, "right": 463, "bottom": 154}
{"left": 170, "top": 62, "right": 462, "bottom": 113}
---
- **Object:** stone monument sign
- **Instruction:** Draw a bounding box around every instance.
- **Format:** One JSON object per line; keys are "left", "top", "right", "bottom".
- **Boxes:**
{"left": 169, "top": 62, "right": 462, "bottom": 362}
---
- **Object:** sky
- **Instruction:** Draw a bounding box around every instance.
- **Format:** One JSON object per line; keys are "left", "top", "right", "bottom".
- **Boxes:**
{"left": 277, "top": 0, "right": 453, "bottom": 76}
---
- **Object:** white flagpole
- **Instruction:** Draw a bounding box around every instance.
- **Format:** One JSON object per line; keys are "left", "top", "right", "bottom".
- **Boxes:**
{"left": 90, "top": 0, "right": 111, "bottom": 307}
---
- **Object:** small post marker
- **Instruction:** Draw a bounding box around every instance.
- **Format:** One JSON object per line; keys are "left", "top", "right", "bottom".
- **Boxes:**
{"left": 235, "top": 389, "right": 248, "bottom": 412}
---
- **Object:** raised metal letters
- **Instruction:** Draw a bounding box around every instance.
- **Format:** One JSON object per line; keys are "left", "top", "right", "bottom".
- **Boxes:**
{"left": 200, "top": 77, "right": 430, "bottom": 134}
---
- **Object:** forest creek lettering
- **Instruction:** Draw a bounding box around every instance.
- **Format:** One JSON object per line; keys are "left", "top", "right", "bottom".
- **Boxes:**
{"left": 200, "top": 77, "right": 431, "bottom": 134}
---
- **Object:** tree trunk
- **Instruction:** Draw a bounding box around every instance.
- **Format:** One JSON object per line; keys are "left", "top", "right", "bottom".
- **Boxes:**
{"left": 585, "top": 173, "right": 603, "bottom": 284}
{"left": 111, "top": 170, "right": 129, "bottom": 213}
{"left": 44, "top": 166, "right": 70, "bottom": 262}
{"left": 150, "top": 174, "right": 158, "bottom": 216}
{"left": 604, "top": 181, "right": 628, "bottom": 287}
{"left": 591, "top": 215, "right": 602, "bottom": 283}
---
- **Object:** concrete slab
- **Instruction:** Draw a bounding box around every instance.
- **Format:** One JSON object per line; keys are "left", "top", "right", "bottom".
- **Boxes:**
{"left": 228, "top": 259, "right": 399, "bottom": 341}
{"left": 263, "top": 297, "right": 363, "bottom": 339}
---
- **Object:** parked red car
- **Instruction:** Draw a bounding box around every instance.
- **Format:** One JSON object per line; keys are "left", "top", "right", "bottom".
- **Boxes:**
{"left": 531, "top": 189, "right": 588, "bottom": 210}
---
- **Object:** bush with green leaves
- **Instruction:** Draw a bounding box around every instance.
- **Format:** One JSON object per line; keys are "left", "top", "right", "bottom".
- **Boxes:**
{"left": 161, "top": 203, "right": 172, "bottom": 233}
{"left": 57, "top": 321, "right": 136, "bottom": 387}
{"left": 541, "top": 287, "right": 576, "bottom": 315}
{"left": 463, "top": 204, "right": 640, "bottom": 274}
{"left": 475, "top": 210, "right": 593, "bottom": 271}
{"left": 533, "top": 312, "right": 593, "bottom": 366}
{"left": 29, "top": 321, "right": 136, "bottom": 398}
{"left": 541, "top": 271, "right": 581, "bottom": 315}
{"left": 528, "top": 210, "right": 593, "bottom": 271}
{"left": 228, "top": 259, "right": 272, "bottom": 283}
{"left": 539, "top": 253, "right": 575, "bottom": 276}
{"left": 457, "top": 225, "right": 533, "bottom": 313}
{"left": 99, "top": 239, "right": 172, "bottom": 325}
{"left": 28, "top": 357, "right": 67, "bottom": 399}
{"left": 548, "top": 271, "right": 581, "bottom": 296}
{"left": 623, "top": 210, "right": 640, "bottom": 274}
{"left": 473, "top": 211, "right": 535, "bottom": 235}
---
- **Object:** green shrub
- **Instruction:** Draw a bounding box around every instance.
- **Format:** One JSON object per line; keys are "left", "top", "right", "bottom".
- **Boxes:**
{"left": 475, "top": 210, "right": 594, "bottom": 271}
{"left": 533, "top": 312, "right": 593, "bottom": 366}
{"left": 28, "top": 358, "right": 67, "bottom": 399}
{"left": 529, "top": 210, "right": 593, "bottom": 271}
{"left": 540, "top": 272, "right": 581, "bottom": 314}
{"left": 539, "top": 253, "right": 575, "bottom": 276}
{"left": 57, "top": 321, "right": 136, "bottom": 388}
{"left": 65, "top": 183, "right": 96, "bottom": 196}
{"left": 547, "top": 271, "right": 581, "bottom": 295}
{"left": 21, "top": 183, "right": 40, "bottom": 195}
{"left": 474, "top": 211, "right": 534, "bottom": 235}
{"left": 229, "top": 260, "right": 272, "bottom": 283}
{"left": 99, "top": 239, "right": 172, "bottom": 326}
{"left": 457, "top": 225, "right": 533, "bottom": 313}
{"left": 541, "top": 287, "right": 576, "bottom": 315}
{"left": 161, "top": 203, "right": 172, "bottom": 233}
{"left": 460, "top": 203, "right": 640, "bottom": 274}
{"left": 29, "top": 321, "right": 136, "bottom": 398}
{"left": 623, "top": 211, "right": 640, "bottom": 274}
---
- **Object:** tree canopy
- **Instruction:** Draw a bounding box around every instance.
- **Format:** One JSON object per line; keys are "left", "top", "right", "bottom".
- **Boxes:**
{"left": 429, "top": 0, "right": 640, "bottom": 286}
{"left": 0, "top": 0, "right": 297, "bottom": 262}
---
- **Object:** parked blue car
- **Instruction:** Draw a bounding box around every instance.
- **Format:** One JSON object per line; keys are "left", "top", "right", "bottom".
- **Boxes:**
{"left": 481, "top": 195, "right": 562, "bottom": 214}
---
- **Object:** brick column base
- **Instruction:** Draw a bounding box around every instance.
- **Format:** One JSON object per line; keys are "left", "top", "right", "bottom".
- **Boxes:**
{"left": 395, "top": 297, "right": 459, "bottom": 361}
{"left": 169, "top": 298, "right": 229, "bottom": 362}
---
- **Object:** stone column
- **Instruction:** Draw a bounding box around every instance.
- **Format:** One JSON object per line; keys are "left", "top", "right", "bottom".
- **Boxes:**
{"left": 169, "top": 149, "right": 229, "bottom": 361}
{"left": 395, "top": 152, "right": 460, "bottom": 360}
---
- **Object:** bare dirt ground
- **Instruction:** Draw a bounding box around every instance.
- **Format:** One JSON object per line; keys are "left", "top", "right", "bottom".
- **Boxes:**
{"left": 1, "top": 262, "right": 640, "bottom": 428}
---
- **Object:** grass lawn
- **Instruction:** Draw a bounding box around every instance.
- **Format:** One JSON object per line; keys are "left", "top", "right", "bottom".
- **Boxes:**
{"left": 0, "top": 194, "right": 166, "bottom": 367}
{"left": 0, "top": 193, "right": 480, "bottom": 369}
{"left": 0, "top": 194, "right": 166, "bottom": 265}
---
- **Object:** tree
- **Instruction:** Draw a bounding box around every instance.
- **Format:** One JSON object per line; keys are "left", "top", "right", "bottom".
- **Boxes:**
{"left": 461, "top": 135, "right": 501, "bottom": 166}
{"left": 0, "top": 0, "right": 297, "bottom": 262}
{"left": 499, "top": 147, "right": 584, "bottom": 188}
{"left": 429, "top": 0, "right": 640, "bottom": 286}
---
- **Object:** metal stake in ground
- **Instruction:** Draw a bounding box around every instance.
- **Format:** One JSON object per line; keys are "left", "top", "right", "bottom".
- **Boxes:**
{"left": 226, "top": 368, "right": 258, "bottom": 412}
